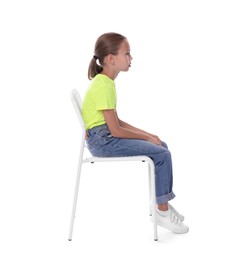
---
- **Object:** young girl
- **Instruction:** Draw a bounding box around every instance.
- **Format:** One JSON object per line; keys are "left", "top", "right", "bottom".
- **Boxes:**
{"left": 82, "top": 32, "right": 189, "bottom": 234}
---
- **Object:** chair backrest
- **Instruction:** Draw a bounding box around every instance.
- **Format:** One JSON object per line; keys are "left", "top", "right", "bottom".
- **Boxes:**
{"left": 71, "top": 89, "right": 86, "bottom": 132}
{"left": 71, "top": 89, "right": 87, "bottom": 158}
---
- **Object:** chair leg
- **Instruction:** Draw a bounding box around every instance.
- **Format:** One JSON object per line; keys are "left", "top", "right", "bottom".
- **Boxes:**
{"left": 68, "top": 153, "right": 83, "bottom": 241}
{"left": 148, "top": 161, "right": 158, "bottom": 241}
{"left": 148, "top": 163, "right": 152, "bottom": 216}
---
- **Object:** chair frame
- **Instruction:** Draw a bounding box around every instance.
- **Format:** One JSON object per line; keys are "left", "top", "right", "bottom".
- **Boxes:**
{"left": 68, "top": 89, "right": 158, "bottom": 241}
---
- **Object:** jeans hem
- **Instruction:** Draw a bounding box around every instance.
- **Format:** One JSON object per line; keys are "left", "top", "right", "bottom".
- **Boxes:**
{"left": 156, "top": 191, "right": 176, "bottom": 204}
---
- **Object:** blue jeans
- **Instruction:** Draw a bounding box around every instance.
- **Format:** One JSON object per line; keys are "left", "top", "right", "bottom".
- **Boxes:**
{"left": 87, "top": 124, "right": 175, "bottom": 204}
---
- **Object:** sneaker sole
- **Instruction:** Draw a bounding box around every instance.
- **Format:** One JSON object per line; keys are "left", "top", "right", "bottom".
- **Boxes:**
{"left": 155, "top": 219, "right": 189, "bottom": 234}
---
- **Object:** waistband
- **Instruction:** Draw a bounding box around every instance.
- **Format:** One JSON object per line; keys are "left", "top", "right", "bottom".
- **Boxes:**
{"left": 87, "top": 124, "right": 109, "bottom": 136}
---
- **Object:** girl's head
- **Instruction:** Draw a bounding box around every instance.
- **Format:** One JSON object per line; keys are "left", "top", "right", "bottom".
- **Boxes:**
{"left": 88, "top": 32, "right": 132, "bottom": 80}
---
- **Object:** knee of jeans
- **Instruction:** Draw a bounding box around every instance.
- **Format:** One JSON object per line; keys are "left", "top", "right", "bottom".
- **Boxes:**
{"left": 152, "top": 149, "right": 171, "bottom": 165}
{"left": 159, "top": 149, "right": 172, "bottom": 163}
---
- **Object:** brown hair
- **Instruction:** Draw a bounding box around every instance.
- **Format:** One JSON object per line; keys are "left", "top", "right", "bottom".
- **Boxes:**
{"left": 88, "top": 32, "right": 126, "bottom": 80}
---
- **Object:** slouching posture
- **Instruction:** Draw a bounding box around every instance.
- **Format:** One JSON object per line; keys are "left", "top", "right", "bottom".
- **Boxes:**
{"left": 82, "top": 32, "right": 189, "bottom": 234}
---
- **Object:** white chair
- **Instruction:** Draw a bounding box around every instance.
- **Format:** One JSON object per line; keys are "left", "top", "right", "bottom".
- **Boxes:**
{"left": 68, "top": 89, "right": 158, "bottom": 241}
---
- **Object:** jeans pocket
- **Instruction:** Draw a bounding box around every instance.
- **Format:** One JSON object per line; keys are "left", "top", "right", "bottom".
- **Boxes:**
{"left": 87, "top": 138, "right": 99, "bottom": 154}
{"left": 88, "top": 140, "right": 111, "bottom": 157}
{"left": 87, "top": 135, "right": 113, "bottom": 157}
{"left": 99, "top": 128, "right": 111, "bottom": 137}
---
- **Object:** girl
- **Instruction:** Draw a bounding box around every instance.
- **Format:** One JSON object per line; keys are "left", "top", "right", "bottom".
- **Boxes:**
{"left": 82, "top": 32, "right": 189, "bottom": 234}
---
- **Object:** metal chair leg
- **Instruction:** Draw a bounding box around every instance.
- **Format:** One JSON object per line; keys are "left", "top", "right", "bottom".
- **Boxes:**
{"left": 148, "top": 160, "right": 158, "bottom": 241}
{"left": 68, "top": 149, "right": 84, "bottom": 241}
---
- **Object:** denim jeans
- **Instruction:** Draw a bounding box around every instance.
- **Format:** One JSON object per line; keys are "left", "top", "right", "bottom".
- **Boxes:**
{"left": 87, "top": 124, "right": 175, "bottom": 204}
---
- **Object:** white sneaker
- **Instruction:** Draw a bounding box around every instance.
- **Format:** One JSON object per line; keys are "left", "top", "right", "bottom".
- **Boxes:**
{"left": 168, "top": 203, "right": 185, "bottom": 221}
{"left": 154, "top": 210, "right": 189, "bottom": 234}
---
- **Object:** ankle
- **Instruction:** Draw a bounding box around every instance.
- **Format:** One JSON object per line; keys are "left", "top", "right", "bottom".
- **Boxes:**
{"left": 157, "top": 203, "right": 168, "bottom": 211}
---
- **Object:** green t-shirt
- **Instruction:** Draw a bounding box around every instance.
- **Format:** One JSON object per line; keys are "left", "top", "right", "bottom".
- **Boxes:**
{"left": 82, "top": 74, "right": 117, "bottom": 130}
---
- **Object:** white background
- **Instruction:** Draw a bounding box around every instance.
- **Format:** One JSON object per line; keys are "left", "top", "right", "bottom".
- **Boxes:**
{"left": 0, "top": 0, "right": 242, "bottom": 259}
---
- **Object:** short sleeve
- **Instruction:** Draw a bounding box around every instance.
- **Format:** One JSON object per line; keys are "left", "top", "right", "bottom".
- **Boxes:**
{"left": 94, "top": 84, "right": 116, "bottom": 110}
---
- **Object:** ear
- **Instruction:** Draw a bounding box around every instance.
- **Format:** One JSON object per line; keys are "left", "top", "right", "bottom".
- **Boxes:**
{"left": 106, "top": 54, "right": 116, "bottom": 65}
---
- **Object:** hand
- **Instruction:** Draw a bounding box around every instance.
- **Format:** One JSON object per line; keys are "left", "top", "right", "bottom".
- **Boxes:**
{"left": 147, "top": 135, "right": 162, "bottom": 146}
{"left": 151, "top": 134, "right": 163, "bottom": 145}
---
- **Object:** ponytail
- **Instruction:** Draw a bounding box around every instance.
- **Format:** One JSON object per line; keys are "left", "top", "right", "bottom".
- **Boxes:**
{"left": 88, "top": 56, "right": 103, "bottom": 80}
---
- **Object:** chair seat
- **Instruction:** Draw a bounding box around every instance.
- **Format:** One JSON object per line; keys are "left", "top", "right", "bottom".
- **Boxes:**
{"left": 83, "top": 155, "right": 153, "bottom": 163}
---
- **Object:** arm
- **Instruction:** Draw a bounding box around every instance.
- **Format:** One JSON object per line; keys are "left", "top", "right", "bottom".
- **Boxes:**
{"left": 118, "top": 118, "right": 155, "bottom": 137}
{"left": 118, "top": 115, "right": 162, "bottom": 145}
{"left": 102, "top": 110, "right": 161, "bottom": 145}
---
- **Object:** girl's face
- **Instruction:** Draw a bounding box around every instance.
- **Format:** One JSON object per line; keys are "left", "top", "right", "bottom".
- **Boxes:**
{"left": 115, "top": 39, "right": 133, "bottom": 72}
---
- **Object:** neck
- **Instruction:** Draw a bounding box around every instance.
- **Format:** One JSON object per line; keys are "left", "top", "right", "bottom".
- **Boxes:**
{"left": 101, "top": 68, "right": 119, "bottom": 80}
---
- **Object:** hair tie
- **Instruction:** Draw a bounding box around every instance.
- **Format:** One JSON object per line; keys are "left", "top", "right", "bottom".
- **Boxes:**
{"left": 93, "top": 55, "right": 98, "bottom": 60}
